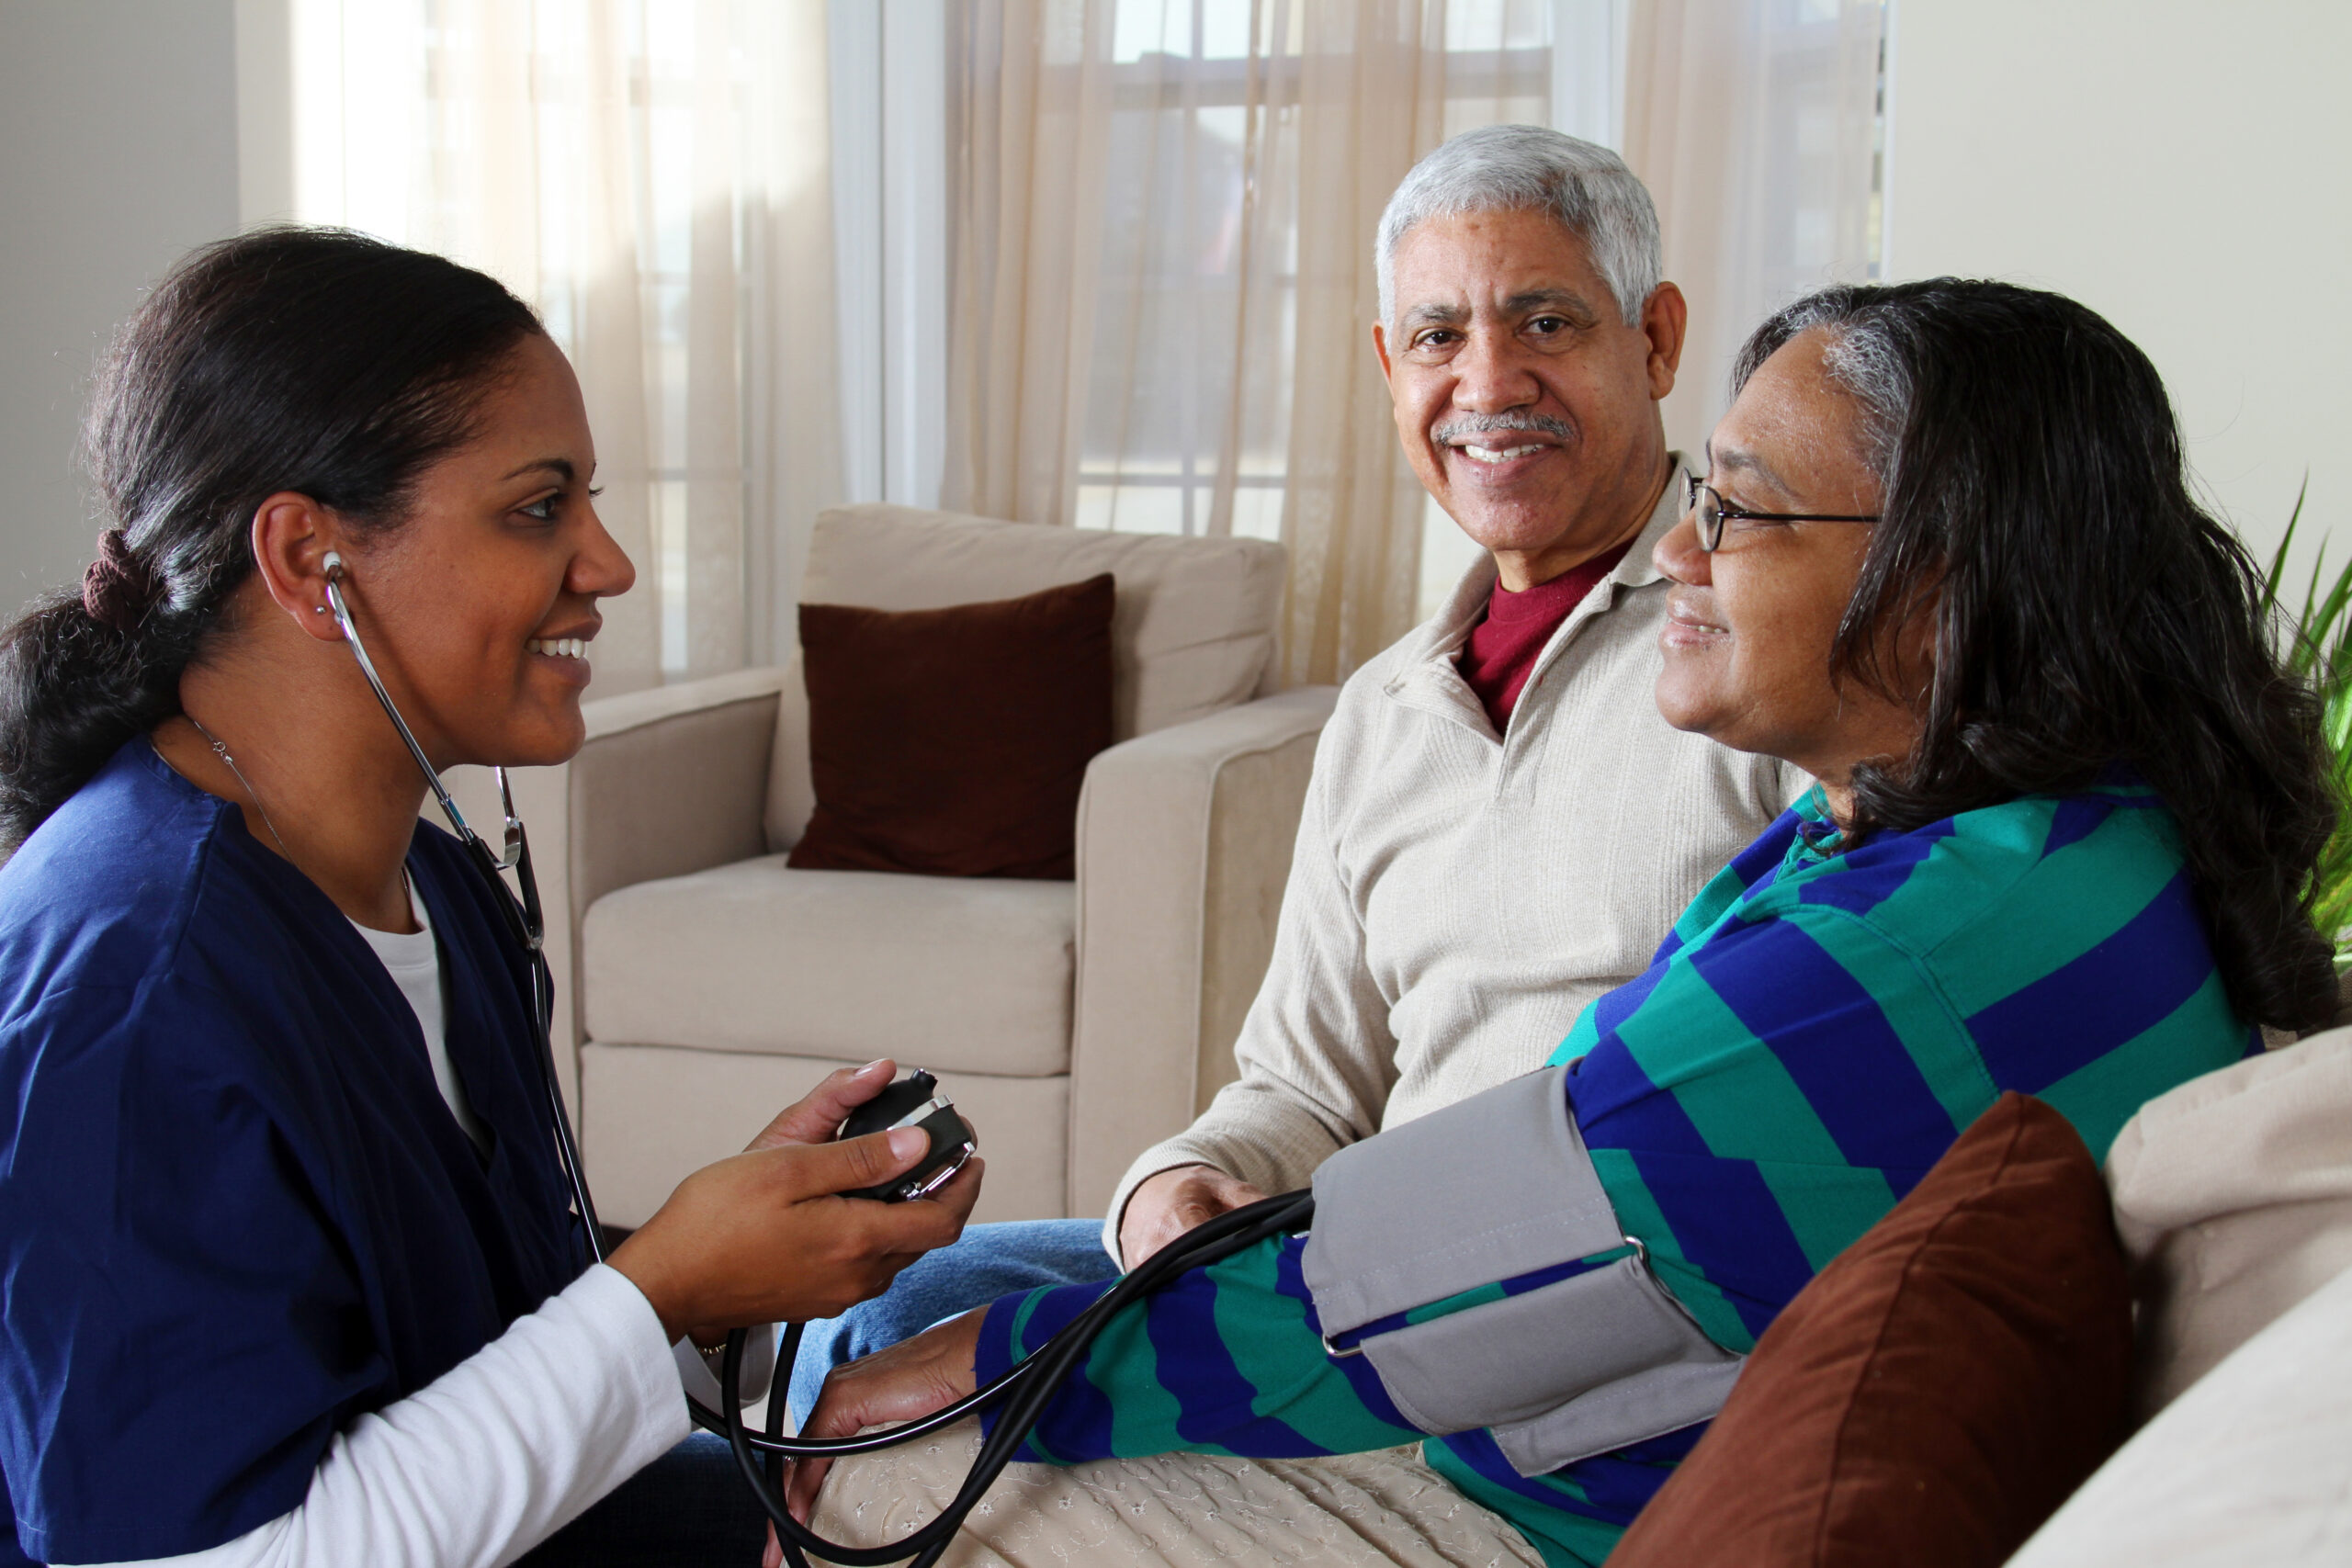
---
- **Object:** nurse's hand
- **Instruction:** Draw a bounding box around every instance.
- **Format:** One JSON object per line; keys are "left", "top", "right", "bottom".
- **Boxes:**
{"left": 608, "top": 1063, "right": 983, "bottom": 1339}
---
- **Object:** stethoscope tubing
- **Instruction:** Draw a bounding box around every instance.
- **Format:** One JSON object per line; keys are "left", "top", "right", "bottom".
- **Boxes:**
{"left": 718, "top": 1190, "right": 1317, "bottom": 1568}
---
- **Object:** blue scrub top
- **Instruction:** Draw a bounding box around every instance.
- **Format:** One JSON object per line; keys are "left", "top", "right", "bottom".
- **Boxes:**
{"left": 0, "top": 739, "right": 590, "bottom": 1564}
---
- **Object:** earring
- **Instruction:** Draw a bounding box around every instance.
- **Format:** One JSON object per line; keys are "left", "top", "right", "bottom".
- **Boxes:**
{"left": 313, "top": 605, "right": 327, "bottom": 615}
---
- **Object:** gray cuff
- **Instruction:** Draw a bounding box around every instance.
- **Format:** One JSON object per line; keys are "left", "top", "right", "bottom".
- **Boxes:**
{"left": 1301, "top": 1066, "right": 1743, "bottom": 1476}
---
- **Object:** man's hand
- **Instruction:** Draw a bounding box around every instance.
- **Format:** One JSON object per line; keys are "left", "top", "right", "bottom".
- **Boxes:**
{"left": 1117, "top": 1164, "right": 1268, "bottom": 1268}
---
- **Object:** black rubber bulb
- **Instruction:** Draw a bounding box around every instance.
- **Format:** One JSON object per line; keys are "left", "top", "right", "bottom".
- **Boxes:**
{"left": 838, "top": 1069, "right": 978, "bottom": 1201}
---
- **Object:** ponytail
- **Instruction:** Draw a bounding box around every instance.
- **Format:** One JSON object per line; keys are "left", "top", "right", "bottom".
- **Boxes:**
{"left": 0, "top": 586, "right": 196, "bottom": 852}
{"left": 0, "top": 229, "right": 542, "bottom": 854}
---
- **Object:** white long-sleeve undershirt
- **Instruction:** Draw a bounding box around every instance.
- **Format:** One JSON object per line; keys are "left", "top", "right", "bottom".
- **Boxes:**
{"left": 60, "top": 899, "right": 778, "bottom": 1568}
{"left": 63, "top": 1266, "right": 688, "bottom": 1568}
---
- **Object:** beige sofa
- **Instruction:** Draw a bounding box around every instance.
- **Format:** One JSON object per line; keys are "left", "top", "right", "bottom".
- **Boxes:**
{"left": 2002, "top": 1023, "right": 2352, "bottom": 1564}
{"left": 491, "top": 503, "right": 1338, "bottom": 1230}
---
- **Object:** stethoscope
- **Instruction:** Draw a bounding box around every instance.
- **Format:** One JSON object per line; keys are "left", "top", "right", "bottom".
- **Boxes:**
{"left": 322, "top": 550, "right": 1315, "bottom": 1568}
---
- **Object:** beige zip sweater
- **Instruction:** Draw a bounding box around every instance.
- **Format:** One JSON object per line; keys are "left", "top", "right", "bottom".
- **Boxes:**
{"left": 1105, "top": 463, "right": 1808, "bottom": 1249}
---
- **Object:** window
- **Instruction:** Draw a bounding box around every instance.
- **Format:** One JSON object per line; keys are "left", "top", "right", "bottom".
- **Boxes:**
{"left": 288, "top": 0, "right": 808, "bottom": 683}
{"left": 1071, "top": 0, "right": 1576, "bottom": 555}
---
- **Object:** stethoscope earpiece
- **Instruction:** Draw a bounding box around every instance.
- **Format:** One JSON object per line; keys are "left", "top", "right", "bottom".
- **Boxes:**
{"left": 318, "top": 548, "right": 524, "bottom": 880}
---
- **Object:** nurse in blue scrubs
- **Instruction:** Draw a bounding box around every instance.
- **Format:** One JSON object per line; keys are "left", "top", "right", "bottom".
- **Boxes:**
{"left": 0, "top": 229, "right": 978, "bottom": 1568}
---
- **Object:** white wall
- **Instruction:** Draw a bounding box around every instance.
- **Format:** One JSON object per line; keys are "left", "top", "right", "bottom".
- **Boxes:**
{"left": 1885, "top": 0, "right": 2352, "bottom": 590}
{"left": 0, "top": 0, "right": 243, "bottom": 611}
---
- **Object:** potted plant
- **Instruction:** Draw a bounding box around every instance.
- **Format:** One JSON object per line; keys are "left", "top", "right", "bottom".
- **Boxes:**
{"left": 2258, "top": 479, "right": 2352, "bottom": 961}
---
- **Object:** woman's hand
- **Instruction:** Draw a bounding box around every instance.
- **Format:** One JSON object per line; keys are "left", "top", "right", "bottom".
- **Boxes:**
{"left": 780, "top": 1308, "right": 985, "bottom": 1528}
{"left": 608, "top": 1061, "right": 983, "bottom": 1339}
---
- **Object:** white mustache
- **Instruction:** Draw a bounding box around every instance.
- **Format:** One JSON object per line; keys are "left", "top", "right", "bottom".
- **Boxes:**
{"left": 1432, "top": 412, "right": 1574, "bottom": 445}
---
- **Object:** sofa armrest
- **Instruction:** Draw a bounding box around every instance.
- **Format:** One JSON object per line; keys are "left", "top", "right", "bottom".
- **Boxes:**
{"left": 567, "top": 667, "right": 793, "bottom": 913}
{"left": 1066, "top": 685, "right": 1340, "bottom": 1215}
{"left": 442, "top": 667, "right": 790, "bottom": 1116}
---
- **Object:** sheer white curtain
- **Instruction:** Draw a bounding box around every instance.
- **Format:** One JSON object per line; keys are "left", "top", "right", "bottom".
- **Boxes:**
{"left": 944, "top": 0, "right": 1559, "bottom": 686}
{"left": 289, "top": 0, "right": 841, "bottom": 689}
{"left": 1624, "top": 0, "right": 1884, "bottom": 459}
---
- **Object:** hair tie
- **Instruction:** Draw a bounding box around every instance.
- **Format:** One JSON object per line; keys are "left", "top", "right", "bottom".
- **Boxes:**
{"left": 81, "top": 529, "right": 161, "bottom": 633}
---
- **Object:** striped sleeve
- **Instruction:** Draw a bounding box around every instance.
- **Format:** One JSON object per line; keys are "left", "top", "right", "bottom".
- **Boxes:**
{"left": 973, "top": 1235, "right": 1419, "bottom": 1465}
{"left": 1558, "top": 784, "right": 2255, "bottom": 1353}
{"left": 1562, "top": 898, "right": 1976, "bottom": 1349}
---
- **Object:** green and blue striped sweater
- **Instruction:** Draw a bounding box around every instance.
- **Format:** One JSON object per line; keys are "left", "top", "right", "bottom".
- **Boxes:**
{"left": 973, "top": 781, "right": 2256, "bottom": 1565}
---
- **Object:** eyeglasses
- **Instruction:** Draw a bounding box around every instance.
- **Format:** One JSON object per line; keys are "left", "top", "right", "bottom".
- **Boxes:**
{"left": 1684, "top": 472, "right": 1880, "bottom": 552}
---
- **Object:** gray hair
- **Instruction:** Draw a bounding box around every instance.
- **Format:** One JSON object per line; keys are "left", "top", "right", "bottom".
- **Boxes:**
{"left": 1730, "top": 288, "right": 1914, "bottom": 487}
{"left": 1375, "top": 125, "right": 1662, "bottom": 329}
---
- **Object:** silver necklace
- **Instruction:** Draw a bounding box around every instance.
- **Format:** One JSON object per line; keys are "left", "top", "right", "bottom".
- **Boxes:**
{"left": 183, "top": 714, "right": 298, "bottom": 863}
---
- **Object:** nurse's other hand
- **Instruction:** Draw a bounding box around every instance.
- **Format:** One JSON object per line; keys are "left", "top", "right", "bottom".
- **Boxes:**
{"left": 610, "top": 1136, "right": 982, "bottom": 1339}
{"left": 781, "top": 1308, "right": 985, "bottom": 1527}
{"left": 674, "top": 1061, "right": 980, "bottom": 1348}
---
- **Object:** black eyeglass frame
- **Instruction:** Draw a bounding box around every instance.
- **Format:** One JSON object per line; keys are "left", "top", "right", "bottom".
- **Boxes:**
{"left": 1683, "top": 472, "right": 1880, "bottom": 552}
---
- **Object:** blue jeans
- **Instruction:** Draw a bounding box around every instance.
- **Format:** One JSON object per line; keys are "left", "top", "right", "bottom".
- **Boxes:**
{"left": 514, "top": 1432, "right": 766, "bottom": 1566}
{"left": 786, "top": 1217, "right": 1117, "bottom": 1428}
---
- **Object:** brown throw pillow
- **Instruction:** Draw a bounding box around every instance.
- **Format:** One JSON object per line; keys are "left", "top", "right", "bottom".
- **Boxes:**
{"left": 786, "top": 574, "right": 1115, "bottom": 880}
{"left": 1610, "top": 1093, "right": 2132, "bottom": 1568}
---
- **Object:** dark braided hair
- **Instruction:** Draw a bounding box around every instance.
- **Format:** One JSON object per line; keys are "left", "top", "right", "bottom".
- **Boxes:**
{"left": 0, "top": 228, "right": 543, "bottom": 854}
{"left": 1735, "top": 278, "right": 2337, "bottom": 1033}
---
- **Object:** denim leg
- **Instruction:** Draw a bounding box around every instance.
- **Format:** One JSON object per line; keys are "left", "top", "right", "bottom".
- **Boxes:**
{"left": 785, "top": 1216, "right": 1117, "bottom": 1428}
{"left": 514, "top": 1431, "right": 765, "bottom": 1566}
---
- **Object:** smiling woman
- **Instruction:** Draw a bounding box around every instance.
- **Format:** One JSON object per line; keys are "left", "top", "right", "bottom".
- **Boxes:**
{"left": 0, "top": 229, "right": 981, "bottom": 1568}
{"left": 1651, "top": 323, "right": 1916, "bottom": 807}
{"left": 131, "top": 328, "right": 634, "bottom": 931}
{"left": 1669, "top": 279, "right": 2339, "bottom": 1033}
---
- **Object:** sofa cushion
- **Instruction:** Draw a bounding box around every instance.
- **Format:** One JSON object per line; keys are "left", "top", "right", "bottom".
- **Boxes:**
{"left": 1609, "top": 1093, "right": 2132, "bottom": 1568}
{"left": 2106, "top": 1023, "right": 2352, "bottom": 1415}
{"left": 788, "top": 574, "right": 1114, "bottom": 880}
{"left": 2003, "top": 1253, "right": 2352, "bottom": 1568}
{"left": 802, "top": 504, "right": 1286, "bottom": 742}
{"left": 579, "top": 1044, "right": 1071, "bottom": 1228}
{"left": 582, "top": 856, "right": 1074, "bottom": 1077}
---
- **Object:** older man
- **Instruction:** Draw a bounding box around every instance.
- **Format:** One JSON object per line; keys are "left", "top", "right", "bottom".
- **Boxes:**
{"left": 786, "top": 124, "right": 1800, "bottom": 1421}
{"left": 1111, "top": 123, "right": 1804, "bottom": 1264}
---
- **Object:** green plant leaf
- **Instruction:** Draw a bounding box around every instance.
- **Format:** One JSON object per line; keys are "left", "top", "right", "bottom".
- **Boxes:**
{"left": 2267, "top": 473, "right": 2352, "bottom": 955}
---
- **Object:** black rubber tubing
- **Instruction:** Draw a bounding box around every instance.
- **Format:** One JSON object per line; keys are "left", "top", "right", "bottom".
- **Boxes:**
{"left": 710, "top": 1189, "right": 1317, "bottom": 1568}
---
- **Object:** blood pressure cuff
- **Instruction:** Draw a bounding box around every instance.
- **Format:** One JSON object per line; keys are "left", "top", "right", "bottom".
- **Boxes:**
{"left": 1301, "top": 1066, "right": 1744, "bottom": 1477}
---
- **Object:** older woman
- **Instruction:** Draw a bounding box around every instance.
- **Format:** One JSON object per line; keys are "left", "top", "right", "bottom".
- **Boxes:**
{"left": 781, "top": 277, "right": 2336, "bottom": 1568}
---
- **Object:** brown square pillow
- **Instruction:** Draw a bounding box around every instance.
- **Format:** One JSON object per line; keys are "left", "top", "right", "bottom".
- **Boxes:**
{"left": 1609, "top": 1093, "right": 2132, "bottom": 1568}
{"left": 786, "top": 574, "right": 1114, "bottom": 880}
